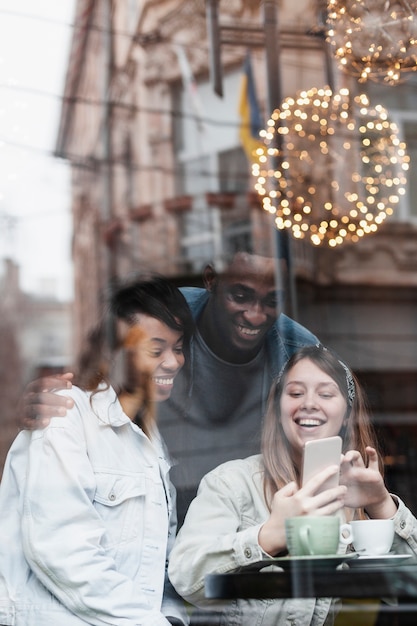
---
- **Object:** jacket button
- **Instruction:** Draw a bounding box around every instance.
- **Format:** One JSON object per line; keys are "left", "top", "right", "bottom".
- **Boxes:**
{"left": 244, "top": 548, "right": 252, "bottom": 559}
{"left": 109, "top": 492, "right": 116, "bottom": 501}
{"left": 400, "top": 520, "right": 406, "bottom": 529}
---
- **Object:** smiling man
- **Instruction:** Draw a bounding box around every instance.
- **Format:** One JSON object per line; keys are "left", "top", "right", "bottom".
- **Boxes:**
{"left": 199, "top": 253, "right": 280, "bottom": 363}
{"left": 159, "top": 251, "right": 319, "bottom": 523}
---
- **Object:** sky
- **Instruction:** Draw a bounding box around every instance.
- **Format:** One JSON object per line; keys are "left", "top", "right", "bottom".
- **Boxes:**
{"left": 0, "top": 1, "right": 75, "bottom": 301}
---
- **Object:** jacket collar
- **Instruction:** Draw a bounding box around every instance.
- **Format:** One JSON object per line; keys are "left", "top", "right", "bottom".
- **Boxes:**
{"left": 89, "top": 384, "right": 133, "bottom": 428}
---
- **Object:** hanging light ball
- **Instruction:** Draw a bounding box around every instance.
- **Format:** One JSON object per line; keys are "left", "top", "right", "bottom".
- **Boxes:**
{"left": 326, "top": 0, "right": 417, "bottom": 85}
{"left": 252, "top": 86, "right": 409, "bottom": 247}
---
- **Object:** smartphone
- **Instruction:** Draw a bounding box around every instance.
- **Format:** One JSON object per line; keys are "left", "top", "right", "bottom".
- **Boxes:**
{"left": 301, "top": 436, "right": 342, "bottom": 493}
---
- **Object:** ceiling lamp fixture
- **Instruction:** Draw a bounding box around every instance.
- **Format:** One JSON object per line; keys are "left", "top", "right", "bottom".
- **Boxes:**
{"left": 326, "top": 0, "right": 417, "bottom": 84}
{"left": 252, "top": 86, "right": 409, "bottom": 247}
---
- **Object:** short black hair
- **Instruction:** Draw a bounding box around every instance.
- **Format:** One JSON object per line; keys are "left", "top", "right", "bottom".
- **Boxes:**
{"left": 109, "top": 276, "right": 193, "bottom": 342}
{"left": 75, "top": 275, "right": 194, "bottom": 391}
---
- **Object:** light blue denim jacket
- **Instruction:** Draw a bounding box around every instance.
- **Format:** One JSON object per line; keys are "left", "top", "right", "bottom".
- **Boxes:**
{"left": 0, "top": 385, "right": 188, "bottom": 626}
{"left": 180, "top": 287, "right": 319, "bottom": 413}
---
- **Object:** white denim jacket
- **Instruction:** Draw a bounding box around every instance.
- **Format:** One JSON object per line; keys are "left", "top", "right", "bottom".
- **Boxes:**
{"left": 169, "top": 455, "right": 417, "bottom": 626}
{"left": 0, "top": 385, "right": 188, "bottom": 626}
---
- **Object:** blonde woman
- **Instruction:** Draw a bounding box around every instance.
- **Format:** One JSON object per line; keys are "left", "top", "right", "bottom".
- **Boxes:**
{"left": 169, "top": 345, "right": 417, "bottom": 626}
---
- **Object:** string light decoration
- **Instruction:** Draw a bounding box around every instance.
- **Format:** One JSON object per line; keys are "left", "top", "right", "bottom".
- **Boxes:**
{"left": 326, "top": 0, "right": 417, "bottom": 85}
{"left": 252, "top": 86, "right": 409, "bottom": 247}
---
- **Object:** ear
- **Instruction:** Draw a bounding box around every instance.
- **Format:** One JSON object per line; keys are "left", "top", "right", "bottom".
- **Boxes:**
{"left": 203, "top": 264, "right": 218, "bottom": 291}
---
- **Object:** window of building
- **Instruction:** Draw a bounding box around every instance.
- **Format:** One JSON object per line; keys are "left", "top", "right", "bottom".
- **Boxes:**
{"left": 180, "top": 193, "right": 219, "bottom": 272}
{"left": 218, "top": 146, "right": 249, "bottom": 194}
{"left": 222, "top": 220, "right": 253, "bottom": 257}
{"left": 366, "top": 80, "right": 417, "bottom": 221}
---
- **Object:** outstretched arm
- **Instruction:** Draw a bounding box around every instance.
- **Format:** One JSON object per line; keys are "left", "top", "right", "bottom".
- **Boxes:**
{"left": 16, "top": 372, "right": 74, "bottom": 430}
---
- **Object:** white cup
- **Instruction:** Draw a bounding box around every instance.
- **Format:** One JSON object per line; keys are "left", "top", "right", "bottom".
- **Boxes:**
{"left": 347, "top": 519, "right": 395, "bottom": 556}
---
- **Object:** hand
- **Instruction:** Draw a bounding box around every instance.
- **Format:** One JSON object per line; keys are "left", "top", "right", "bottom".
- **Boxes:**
{"left": 16, "top": 373, "right": 74, "bottom": 430}
{"left": 340, "top": 447, "right": 397, "bottom": 518}
{"left": 258, "top": 465, "right": 346, "bottom": 556}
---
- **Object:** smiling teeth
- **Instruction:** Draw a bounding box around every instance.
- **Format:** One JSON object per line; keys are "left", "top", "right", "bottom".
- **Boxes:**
{"left": 239, "top": 326, "right": 260, "bottom": 336}
{"left": 154, "top": 378, "right": 174, "bottom": 385}
{"left": 297, "top": 419, "right": 322, "bottom": 427}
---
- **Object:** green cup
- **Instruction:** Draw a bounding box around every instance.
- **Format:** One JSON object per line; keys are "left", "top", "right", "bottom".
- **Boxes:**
{"left": 285, "top": 516, "right": 353, "bottom": 556}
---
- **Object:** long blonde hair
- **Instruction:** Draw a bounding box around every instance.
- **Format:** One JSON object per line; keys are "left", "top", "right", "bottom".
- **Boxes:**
{"left": 261, "top": 345, "right": 381, "bottom": 510}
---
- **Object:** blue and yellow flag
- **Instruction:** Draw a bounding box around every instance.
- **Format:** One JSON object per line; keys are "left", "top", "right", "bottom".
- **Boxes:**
{"left": 238, "top": 53, "right": 264, "bottom": 163}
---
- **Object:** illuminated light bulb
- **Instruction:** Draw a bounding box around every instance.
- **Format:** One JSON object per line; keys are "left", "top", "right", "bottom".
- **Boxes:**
{"left": 326, "top": 0, "right": 417, "bottom": 85}
{"left": 253, "top": 85, "right": 408, "bottom": 247}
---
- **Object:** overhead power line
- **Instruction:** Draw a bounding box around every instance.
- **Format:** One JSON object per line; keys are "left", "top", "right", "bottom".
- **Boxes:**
{"left": 0, "top": 8, "right": 210, "bottom": 52}
{"left": 0, "top": 133, "right": 253, "bottom": 185}
{"left": 0, "top": 82, "right": 243, "bottom": 128}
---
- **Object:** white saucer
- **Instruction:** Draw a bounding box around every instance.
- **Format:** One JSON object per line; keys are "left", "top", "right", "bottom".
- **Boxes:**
{"left": 268, "top": 553, "right": 359, "bottom": 570}
{"left": 348, "top": 553, "right": 413, "bottom": 568}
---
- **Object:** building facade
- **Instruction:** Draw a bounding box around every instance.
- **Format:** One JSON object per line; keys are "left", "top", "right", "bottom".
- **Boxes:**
{"left": 56, "top": 0, "right": 417, "bottom": 508}
{"left": 0, "top": 259, "right": 73, "bottom": 476}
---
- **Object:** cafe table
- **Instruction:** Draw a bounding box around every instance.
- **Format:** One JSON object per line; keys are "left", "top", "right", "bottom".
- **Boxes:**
{"left": 205, "top": 554, "right": 417, "bottom": 624}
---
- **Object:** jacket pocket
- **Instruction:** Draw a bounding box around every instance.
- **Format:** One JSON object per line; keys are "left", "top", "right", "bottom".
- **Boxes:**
{"left": 94, "top": 471, "right": 146, "bottom": 548}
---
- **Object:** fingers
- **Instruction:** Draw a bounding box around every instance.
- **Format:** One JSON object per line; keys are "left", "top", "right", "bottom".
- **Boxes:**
{"left": 302, "top": 464, "right": 340, "bottom": 496}
{"left": 289, "top": 484, "right": 346, "bottom": 518}
{"left": 18, "top": 400, "right": 73, "bottom": 430}
{"left": 60, "top": 372, "right": 74, "bottom": 381}
{"left": 313, "top": 484, "right": 347, "bottom": 507}
{"left": 365, "top": 446, "right": 380, "bottom": 471}
{"left": 18, "top": 395, "right": 73, "bottom": 430}
{"left": 25, "top": 392, "right": 74, "bottom": 415}
{"left": 311, "top": 494, "right": 346, "bottom": 517}
{"left": 25, "top": 373, "right": 74, "bottom": 394}
{"left": 17, "top": 374, "right": 75, "bottom": 431}
{"left": 286, "top": 468, "right": 346, "bottom": 516}
{"left": 296, "top": 466, "right": 345, "bottom": 514}
{"left": 341, "top": 448, "right": 379, "bottom": 473}
{"left": 341, "top": 450, "right": 366, "bottom": 470}
{"left": 279, "top": 481, "right": 298, "bottom": 497}
{"left": 19, "top": 415, "right": 51, "bottom": 431}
